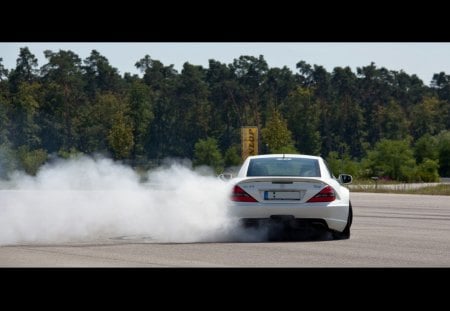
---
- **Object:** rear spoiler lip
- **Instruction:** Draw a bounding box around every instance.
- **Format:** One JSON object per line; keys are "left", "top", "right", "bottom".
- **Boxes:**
{"left": 234, "top": 177, "right": 341, "bottom": 200}
{"left": 237, "top": 176, "right": 326, "bottom": 184}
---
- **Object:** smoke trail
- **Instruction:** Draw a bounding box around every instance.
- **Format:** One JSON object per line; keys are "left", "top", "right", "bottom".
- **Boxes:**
{"left": 0, "top": 156, "right": 267, "bottom": 245}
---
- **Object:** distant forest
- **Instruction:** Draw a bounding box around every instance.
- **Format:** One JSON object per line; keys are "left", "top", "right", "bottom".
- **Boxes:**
{"left": 0, "top": 47, "right": 449, "bottom": 180}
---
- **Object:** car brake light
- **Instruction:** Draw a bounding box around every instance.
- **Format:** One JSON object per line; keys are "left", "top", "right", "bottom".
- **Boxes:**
{"left": 231, "top": 185, "right": 258, "bottom": 202}
{"left": 307, "top": 185, "right": 336, "bottom": 202}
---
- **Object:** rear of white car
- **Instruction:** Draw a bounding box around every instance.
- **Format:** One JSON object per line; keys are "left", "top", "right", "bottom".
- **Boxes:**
{"left": 228, "top": 154, "right": 352, "bottom": 240}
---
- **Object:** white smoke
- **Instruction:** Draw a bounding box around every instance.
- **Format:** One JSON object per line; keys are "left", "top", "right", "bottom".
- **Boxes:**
{"left": 0, "top": 156, "right": 266, "bottom": 245}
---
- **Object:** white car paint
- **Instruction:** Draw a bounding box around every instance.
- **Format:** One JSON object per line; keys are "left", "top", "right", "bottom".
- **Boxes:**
{"left": 227, "top": 154, "right": 351, "bottom": 234}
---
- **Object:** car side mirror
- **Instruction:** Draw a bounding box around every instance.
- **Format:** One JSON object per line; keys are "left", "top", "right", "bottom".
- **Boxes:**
{"left": 338, "top": 174, "right": 352, "bottom": 184}
{"left": 218, "top": 173, "right": 233, "bottom": 181}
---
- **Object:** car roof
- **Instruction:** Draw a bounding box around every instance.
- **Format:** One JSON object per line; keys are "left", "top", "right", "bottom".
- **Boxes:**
{"left": 246, "top": 154, "right": 322, "bottom": 161}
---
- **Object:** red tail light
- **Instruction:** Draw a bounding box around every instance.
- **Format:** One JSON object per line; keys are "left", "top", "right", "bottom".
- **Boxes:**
{"left": 231, "top": 185, "right": 258, "bottom": 202}
{"left": 307, "top": 185, "right": 336, "bottom": 202}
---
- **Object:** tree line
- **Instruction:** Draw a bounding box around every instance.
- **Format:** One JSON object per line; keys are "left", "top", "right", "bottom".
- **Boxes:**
{"left": 0, "top": 47, "right": 449, "bottom": 180}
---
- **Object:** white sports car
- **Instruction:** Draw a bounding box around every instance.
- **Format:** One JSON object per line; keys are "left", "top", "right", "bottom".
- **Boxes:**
{"left": 227, "top": 154, "right": 353, "bottom": 240}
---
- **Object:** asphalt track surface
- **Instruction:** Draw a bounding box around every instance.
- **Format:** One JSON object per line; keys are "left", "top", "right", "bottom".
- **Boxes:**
{"left": 1, "top": 192, "right": 450, "bottom": 267}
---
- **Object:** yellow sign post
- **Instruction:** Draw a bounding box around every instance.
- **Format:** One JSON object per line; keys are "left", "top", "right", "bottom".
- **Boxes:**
{"left": 241, "top": 126, "right": 258, "bottom": 160}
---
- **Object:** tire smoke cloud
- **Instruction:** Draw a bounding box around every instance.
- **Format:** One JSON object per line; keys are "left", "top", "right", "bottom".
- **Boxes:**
{"left": 0, "top": 156, "right": 265, "bottom": 245}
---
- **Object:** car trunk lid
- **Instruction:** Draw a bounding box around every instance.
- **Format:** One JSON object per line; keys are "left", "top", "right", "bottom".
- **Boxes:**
{"left": 236, "top": 177, "right": 331, "bottom": 203}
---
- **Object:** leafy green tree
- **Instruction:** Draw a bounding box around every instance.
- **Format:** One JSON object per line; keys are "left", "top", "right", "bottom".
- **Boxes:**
{"left": 283, "top": 87, "right": 321, "bottom": 155}
{"left": 431, "top": 72, "right": 450, "bottom": 101}
{"left": 261, "top": 108, "right": 297, "bottom": 154}
{"left": 0, "top": 107, "right": 9, "bottom": 145}
{"left": 263, "top": 66, "right": 297, "bottom": 105}
{"left": 364, "top": 139, "right": 417, "bottom": 181}
{"left": 390, "top": 70, "right": 425, "bottom": 111}
{"left": 57, "top": 147, "right": 83, "bottom": 159}
{"left": 16, "top": 146, "right": 47, "bottom": 176}
{"left": 206, "top": 59, "right": 240, "bottom": 151}
{"left": 356, "top": 63, "right": 395, "bottom": 145}
{"left": 78, "top": 92, "right": 130, "bottom": 154}
{"left": 171, "top": 62, "right": 211, "bottom": 158}
{"left": 40, "top": 49, "right": 86, "bottom": 153}
{"left": 437, "top": 131, "right": 450, "bottom": 176}
{"left": 417, "top": 159, "right": 440, "bottom": 182}
{"left": 296, "top": 60, "right": 314, "bottom": 87}
{"left": 307, "top": 65, "right": 334, "bottom": 154}
{"left": 2, "top": 48, "right": 450, "bottom": 177}
{"left": 149, "top": 63, "right": 211, "bottom": 158}
{"left": 38, "top": 81, "right": 67, "bottom": 152}
{"left": 136, "top": 56, "right": 179, "bottom": 161}
{"left": 0, "top": 74, "right": 10, "bottom": 145}
{"left": 0, "top": 58, "right": 8, "bottom": 81}
{"left": 230, "top": 55, "right": 269, "bottom": 128}
{"left": 223, "top": 146, "right": 241, "bottom": 167}
{"left": 330, "top": 66, "right": 366, "bottom": 157}
{"left": 135, "top": 55, "right": 177, "bottom": 90}
{"left": 378, "top": 100, "right": 410, "bottom": 140}
{"left": 127, "top": 80, "right": 154, "bottom": 161}
{"left": 8, "top": 47, "right": 39, "bottom": 92}
{"left": 410, "top": 97, "right": 448, "bottom": 138}
{"left": 41, "top": 50, "right": 84, "bottom": 83}
{"left": 147, "top": 95, "right": 175, "bottom": 161}
{"left": 0, "top": 75, "right": 8, "bottom": 177}
{"left": 9, "top": 82, "right": 42, "bottom": 149}
{"left": 326, "top": 151, "right": 361, "bottom": 178}
{"left": 414, "top": 134, "right": 439, "bottom": 164}
{"left": 107, "top": 112, "right": 134, "bottom": 160}
{"left": 193, "top": 137, "right": 224, "bottom": 174}
{"left": 83, "top": 50, "right": 123, "bottom": 97}
{"left": 0, "top": 144, "right": 17, "bottom": 178}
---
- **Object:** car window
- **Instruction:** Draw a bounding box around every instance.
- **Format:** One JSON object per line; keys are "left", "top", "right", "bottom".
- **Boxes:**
{"left": 247, "top": 158, "right": 321, "bottom": 177}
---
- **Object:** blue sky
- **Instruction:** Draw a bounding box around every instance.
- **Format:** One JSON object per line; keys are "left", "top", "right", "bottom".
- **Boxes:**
{"left": 1, "top": 42, "right": 449, "bottom": 86}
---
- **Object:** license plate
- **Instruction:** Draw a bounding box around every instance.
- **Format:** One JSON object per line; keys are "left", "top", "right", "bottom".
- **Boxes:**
{"left": 264, "top": 191, "right": 301, "bottom": 200}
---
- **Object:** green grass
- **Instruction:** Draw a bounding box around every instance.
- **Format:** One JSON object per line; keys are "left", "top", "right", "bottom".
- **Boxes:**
{"left": 351, "top": 178, "right": 402, "bottom": 185}
{"left": 350, "top": 184, "right": 450, "bottom": 195}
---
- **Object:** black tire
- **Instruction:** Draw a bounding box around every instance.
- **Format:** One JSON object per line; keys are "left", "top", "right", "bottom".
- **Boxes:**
{"left": 332, "top": 202, "right": 353, "bottom": 240}
{"left": 267, "top": 222, "right": 288, "bottom": 241}
{"left": 240, "top": 219, "right": 260, "bottom": 230}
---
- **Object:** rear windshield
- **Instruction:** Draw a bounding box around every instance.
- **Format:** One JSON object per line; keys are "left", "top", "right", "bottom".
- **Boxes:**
{"left": 247, "top": 157, "right": 321, "bottom": 177}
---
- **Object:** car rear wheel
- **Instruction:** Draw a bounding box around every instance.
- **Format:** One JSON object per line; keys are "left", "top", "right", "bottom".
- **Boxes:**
{"left": 332, "top": 202, "right": 352, "bottom": 240}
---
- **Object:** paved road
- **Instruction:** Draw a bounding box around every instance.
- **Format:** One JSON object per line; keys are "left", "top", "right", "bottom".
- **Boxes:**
{"left": 1, "top": 192, "right": 450, "bottom": 267}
